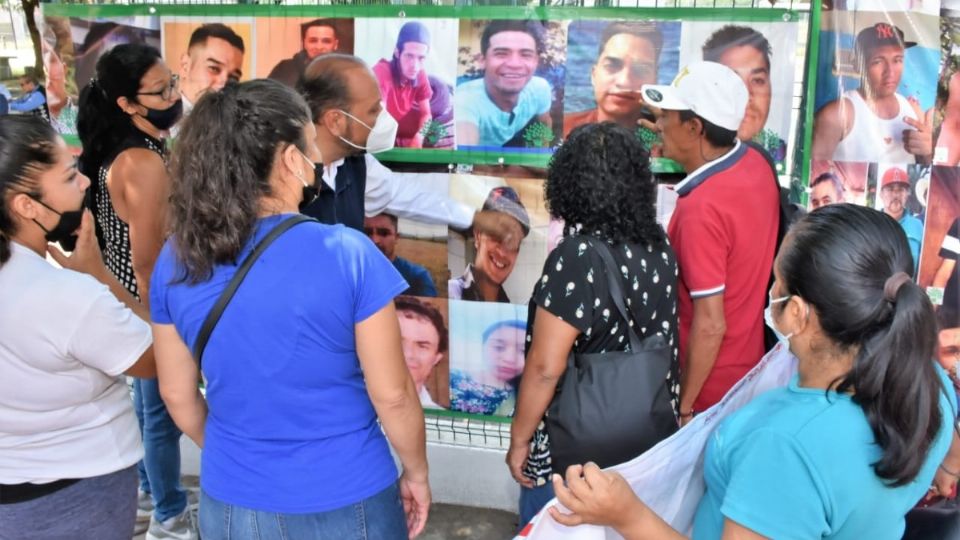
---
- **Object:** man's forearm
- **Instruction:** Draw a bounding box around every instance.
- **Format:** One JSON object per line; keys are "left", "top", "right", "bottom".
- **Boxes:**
{"left": 679, "top": 326, "right": 725, "bottom": 412}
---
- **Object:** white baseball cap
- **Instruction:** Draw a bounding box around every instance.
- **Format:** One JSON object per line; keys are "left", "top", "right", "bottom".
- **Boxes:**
{"left": 640, "top": 61, "right": 748, "bottom": 132}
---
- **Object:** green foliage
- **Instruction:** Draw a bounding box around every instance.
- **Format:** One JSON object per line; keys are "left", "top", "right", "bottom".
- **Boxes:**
{"left": 635, "top": 125, "right": 661, "bottom": 147}
{"left": 419, "top": 119, "right": 448, "bottom": 147}
{"left": 523, "top": 121, "right": 554, "bottom": 148}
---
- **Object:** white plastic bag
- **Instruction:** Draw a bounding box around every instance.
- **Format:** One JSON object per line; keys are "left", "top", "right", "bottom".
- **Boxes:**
{"left": 517, "top": 343, "right": 798, "bottom": 540}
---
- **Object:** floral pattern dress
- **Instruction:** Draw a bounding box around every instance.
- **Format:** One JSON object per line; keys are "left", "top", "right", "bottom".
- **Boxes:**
{"left": 522, "top": 233, "right": 680, "bottom": 485}
{"left": 449, "top": 369, "right": 514, "bottom": 415}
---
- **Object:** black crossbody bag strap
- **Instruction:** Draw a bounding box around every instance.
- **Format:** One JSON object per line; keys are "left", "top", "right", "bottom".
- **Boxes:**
{"left": 590, "top": 239, "right": 644, "bottom": 351}
{"left": 192, "top": 214, "right": 315, "bottom": 367}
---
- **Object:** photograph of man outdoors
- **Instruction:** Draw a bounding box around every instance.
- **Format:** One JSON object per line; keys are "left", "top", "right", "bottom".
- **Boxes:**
{"left": 364, "top": 213, "right": 438, "bottom": 298}
{"left": 356, "top": 18, "right": 458, "bottom": 149}
{"left": 812, "top": 19, "right": 937, "bottom": 164}
{"left": 562, "top": 21, "right": 678, "bottom": 139}
{"left": 455, "top": 19, "right": 561, "bottom": 150}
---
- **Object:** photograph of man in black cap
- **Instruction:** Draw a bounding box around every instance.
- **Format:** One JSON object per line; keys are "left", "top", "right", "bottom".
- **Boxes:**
{"left": 449, "top": 185, "right": 531, "bottom": 303}
{"left": 370, "top": 21, "right": 435, "bottom": 148}
{"left": 812, "top": 20, "right": 933, "bottom": 164}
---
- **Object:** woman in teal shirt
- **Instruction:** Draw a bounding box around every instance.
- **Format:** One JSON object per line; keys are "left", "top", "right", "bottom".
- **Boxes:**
{"left": 547, "top": 204, "right": 959, "bottom": 539}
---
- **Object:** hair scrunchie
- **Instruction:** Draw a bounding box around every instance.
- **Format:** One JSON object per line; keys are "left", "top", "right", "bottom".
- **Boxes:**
{"left": 884, "top": 271, "right": 911, "bottom": 302}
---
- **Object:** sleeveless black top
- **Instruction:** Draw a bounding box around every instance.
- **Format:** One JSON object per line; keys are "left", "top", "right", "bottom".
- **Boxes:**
{"left": 95, "top": 130, "right": 166, "bottom": 300}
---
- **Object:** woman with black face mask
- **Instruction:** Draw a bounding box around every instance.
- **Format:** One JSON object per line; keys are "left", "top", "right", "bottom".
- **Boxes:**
{"left": 76, "top": 43, "right": 192, "bottom": 539}
{"left": 0, "top": 115, "right": 156, "bottom": 539}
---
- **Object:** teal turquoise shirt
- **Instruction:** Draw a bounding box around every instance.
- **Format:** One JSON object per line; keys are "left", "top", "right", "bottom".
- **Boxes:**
{"left": 693, "top": 369, "right": 955, "bottom": 539}
{"left": 454, "top": 76, "right": 551, "bottom": 147}
{"left": 898, "top": 213, "right": 924, "bottom": 274}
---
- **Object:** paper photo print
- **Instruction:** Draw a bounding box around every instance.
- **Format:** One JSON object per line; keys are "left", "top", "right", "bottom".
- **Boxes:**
{"left": 455, "top": 19, "right": 566, "bottom": 152}
{"left": 255, "top": 17, "right": 354, "bottom": 87}
{"left": 448, "top": 174, "right": 549, "bottom": 304}
{"left": 161, "top": 18, "right": 252, "bottom": 109}
{"left": 395, "top": 295, "right": 450, "bottom": 410}
{"left": 562, "top": 20, "right": 680, "bottom": 155}
{"left": 354, "top": 18, "right": 459, "bottom": 149}
{"left": 447, "top": 300, "right": 526, "bottom": 416}
{"left": 811, "top": 11, "right": 939, "bottom": 165}
{"left": 363, "top": 173, "right": 449, "bottom": 298}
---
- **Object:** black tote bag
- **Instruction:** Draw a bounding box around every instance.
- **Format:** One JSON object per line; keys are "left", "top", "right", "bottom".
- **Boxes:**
{"left": 546, "top": 240, "right": 678, "bottom": 474}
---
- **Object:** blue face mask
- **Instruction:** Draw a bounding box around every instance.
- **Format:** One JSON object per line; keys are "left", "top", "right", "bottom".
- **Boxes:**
{"left": 764, "top": 289, "right": 793, "bottom": 343}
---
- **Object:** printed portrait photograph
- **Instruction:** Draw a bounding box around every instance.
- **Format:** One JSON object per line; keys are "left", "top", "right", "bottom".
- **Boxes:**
{"left": 72, "top": 16, "right": 161, "bottom": 88}
{"left": 254, "top": 17, "right": 354, "bottom": 87}
{"left": 562, "top": 20, "right": 680, "bottom": 155}
{"left": 811, "top": 11, "right": 939, "bottom": 165}
{"left": 354, "top": 18, "right": 459, "bottom": 149}
{"left": 363, "top": 173, "right": 449, "bottom": 299}
{"left": 448, "top": 174, "right": 549, "bottom": 305}
{"left": 455, "top": 19, "right": 566, "bottom": 153}
{"left": 679, "top": 21, "right": 800, "bottom": 173}
{"left": 395, "top": 295, "right": 450, "bottom": 410}
{"left": 447, "top": 300, "right": 527, "bottom": 417}
{"left": 161, "top": 18, "right": 252, "bottom": 111}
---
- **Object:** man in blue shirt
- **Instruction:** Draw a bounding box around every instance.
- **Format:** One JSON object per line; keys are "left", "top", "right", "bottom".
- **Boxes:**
{"left": 880, "top": 167, "right": 923, "bottom": 272}
{"left": 10, "top": 74, "right": 48, "bottom": 121}
{"left": 455, "top": 19, "right": 553, "bottom": 148}
{"left": 364, "top": 213, "right": 437, "bottom": 297}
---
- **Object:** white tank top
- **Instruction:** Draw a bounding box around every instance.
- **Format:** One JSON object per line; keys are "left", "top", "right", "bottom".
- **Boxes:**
{"left": 832, "top": 89, "right": 918, "bottom": 163}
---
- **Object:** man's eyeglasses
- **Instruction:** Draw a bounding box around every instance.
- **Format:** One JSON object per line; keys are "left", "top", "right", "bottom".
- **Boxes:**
{"left": 137, "top": 74, "right": 179, "bottom": 101}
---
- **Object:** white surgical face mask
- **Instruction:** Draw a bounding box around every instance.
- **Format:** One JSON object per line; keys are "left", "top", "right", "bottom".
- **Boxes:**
{"left": 764, "top": 289, "right": 793, "bottom": 343}
{"left": 337, "top": 107, "right": 398, "bottom": 154}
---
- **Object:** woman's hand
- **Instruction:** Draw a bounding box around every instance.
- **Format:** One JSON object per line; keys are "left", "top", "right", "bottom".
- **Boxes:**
{"left": 929, "top": 464, "right": 959, "bottom": 500}
{"left": 399, "top": 470, "right": 431, "bottom": 539}
{"left": 506, "top": 441, "right": 534, "bottom": 488}
{"left": 46, "top": 209, "right": 106, "bottom": 280}
{"left": 549, "top": 462, "right": 645, "bottom": 532}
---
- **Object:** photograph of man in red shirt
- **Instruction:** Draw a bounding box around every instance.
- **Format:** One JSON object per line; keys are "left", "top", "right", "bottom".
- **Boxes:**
{"left": 372, "top": 21, "right": 435, "bottom": 148}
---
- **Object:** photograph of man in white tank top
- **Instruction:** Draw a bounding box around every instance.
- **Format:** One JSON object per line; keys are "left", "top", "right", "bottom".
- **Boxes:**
{"left": 812, "top": 22, "right": 932, "bottom": 164}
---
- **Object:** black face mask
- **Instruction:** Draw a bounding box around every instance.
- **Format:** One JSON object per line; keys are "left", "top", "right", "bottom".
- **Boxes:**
{"left": 144, "top": 99, "right": 183, "bottom": 131}
{"left": 298, "top": 163, "right": 328, "bottom": 212}
{"left": 30, "top": 194, "right": 85, "bottom": 252}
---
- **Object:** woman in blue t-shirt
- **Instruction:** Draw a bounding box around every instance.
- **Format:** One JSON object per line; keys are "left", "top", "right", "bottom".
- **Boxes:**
{"left": 543, "top": 204, "right": 960, "bottom": 539}
{"left": 149, "top": 80, "right": 430, "bottom": 539}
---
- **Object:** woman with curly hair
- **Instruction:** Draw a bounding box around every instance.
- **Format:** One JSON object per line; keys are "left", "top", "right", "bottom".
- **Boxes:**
{"left": 507, "top": 122, "right": 679, "bottom": 528}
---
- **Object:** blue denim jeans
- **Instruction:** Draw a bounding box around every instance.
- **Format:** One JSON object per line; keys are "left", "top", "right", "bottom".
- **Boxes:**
{"left": 199, "top": 482, "right": 407, "bottom": 540}
{"left": 518, "top": 482, "right": 555, "bottom": 532}
{"left": 133, "top": 377, "right": 186, "bottom": 522}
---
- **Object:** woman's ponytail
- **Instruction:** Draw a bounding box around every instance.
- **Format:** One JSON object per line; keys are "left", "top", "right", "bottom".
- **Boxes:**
{"left": 781, "top": 204, "right": 946, "bottom": 486}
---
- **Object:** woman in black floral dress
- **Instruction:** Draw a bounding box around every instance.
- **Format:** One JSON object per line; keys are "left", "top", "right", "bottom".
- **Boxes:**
{"left": 507, "top": 122, "right": 680, "bottom": 529}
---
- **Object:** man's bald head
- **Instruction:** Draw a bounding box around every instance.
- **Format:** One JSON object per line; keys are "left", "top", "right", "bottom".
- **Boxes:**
{"left": 297, "top": 53, "right": 370, "bottom": 122}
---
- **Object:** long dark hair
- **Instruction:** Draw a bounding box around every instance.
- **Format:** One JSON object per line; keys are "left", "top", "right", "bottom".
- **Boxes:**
{"left": 0, "top": 116, "right": 59, "bottom": 266}
{"left": 76, "top": 44, "right": 160, "bottom": 212}
{"left": 546, "top": 122, "right": 665, "bottom": 246}
{"left": 168, "top": 79, "right": 311, "bottom": 283}
{"left": 779, "top": 204, "right": 943, "bottom": 486}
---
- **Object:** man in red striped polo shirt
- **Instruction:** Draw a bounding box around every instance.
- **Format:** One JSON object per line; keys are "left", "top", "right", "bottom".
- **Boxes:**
{"left": 642, "top": 61, "right": 780, "bottom": 423}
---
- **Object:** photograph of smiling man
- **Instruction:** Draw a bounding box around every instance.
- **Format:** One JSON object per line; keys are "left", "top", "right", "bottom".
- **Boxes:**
{"left": 455, "top": 19, "right": 565, "bottom": 151}
{"left": 811, "top": 11, "right": 939, "bottom": 165}
{"left": 448, "top": 175, "right": 548, "bottom": 304}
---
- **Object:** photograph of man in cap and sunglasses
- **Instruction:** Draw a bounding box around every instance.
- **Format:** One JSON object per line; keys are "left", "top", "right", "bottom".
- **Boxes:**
{"left": 812, "top": 14, "right": 939, "bottom": 165}
{"left": 448, "top": 177, "right": 548, "bottom": 304}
